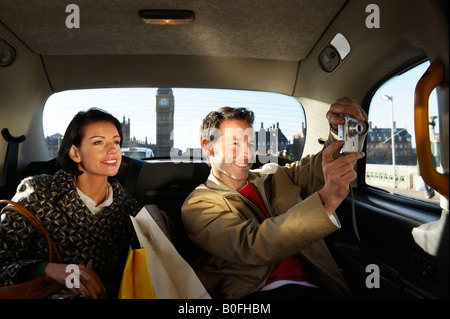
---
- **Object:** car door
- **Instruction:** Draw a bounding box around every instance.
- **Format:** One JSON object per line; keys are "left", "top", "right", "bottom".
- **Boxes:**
{"left": 327, "top": 60, "right": 448, "bottom": 299}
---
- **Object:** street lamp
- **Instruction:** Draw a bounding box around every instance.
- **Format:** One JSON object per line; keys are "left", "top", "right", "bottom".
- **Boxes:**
{"left": 381, "top": 94, "right": 396, "bottom": 188}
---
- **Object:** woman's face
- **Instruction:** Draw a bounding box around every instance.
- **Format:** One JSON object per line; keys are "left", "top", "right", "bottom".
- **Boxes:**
{"left": 69, "top": 121, "right": 122, "bottom": 179}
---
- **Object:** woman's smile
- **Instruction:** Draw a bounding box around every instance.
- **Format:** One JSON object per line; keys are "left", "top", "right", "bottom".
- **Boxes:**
{"left": 101, "top": 158, "right": 119, "bottom": 166}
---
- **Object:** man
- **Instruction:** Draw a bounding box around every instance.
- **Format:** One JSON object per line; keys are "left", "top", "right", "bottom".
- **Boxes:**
{"left": 181, "top": 97, "right": 368, "bottom": 299}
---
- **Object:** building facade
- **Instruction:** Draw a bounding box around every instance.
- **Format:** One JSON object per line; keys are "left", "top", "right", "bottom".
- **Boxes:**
{"left": 366, "top": 122, "right": 416, "bottom": 165}
{"left": 255, "top": 122, "right": 305, "bottom": 161}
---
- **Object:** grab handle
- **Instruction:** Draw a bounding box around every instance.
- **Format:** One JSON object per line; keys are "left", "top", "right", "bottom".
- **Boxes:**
{"left": 414, "top": 60, "right": 448, "bottom": 198}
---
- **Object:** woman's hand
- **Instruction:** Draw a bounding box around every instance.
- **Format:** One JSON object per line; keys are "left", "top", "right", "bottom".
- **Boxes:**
{"left": 44, "top": 260, "right": 107, "bottom": 298}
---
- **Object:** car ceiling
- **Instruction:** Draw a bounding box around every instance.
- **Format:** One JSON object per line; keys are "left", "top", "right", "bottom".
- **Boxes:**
{"left": 0, "top": 0, "right": 350, "bottom": 95}
{"left": 0, "top": 0, "right": 448, "bottom": 100}
{"left": 0, "top": 0, "right": 345, "bottom": 60}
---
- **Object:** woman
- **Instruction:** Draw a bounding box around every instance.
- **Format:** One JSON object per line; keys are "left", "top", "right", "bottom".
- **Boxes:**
{"left": 0, "top": 108, "right": 140, "bottom": 298}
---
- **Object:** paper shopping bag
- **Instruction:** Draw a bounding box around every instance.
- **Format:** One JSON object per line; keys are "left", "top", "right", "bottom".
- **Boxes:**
{"left": 131, "top": 206, "right": 210, "bottom": 299}
{"left": 118, "top": 245, "right": 155, "bottom": 299}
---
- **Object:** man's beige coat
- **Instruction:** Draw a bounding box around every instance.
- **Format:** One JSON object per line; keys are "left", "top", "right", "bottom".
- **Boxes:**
{"left": 182, "top": 134, "right": 362, "bottom": 298}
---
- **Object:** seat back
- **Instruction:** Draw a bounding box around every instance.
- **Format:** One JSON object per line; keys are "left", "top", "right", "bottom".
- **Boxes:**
{"left": 133, "top": 161, "right": 210, "bottom": 264}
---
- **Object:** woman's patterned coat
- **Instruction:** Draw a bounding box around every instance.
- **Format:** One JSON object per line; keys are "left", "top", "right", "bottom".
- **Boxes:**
{"left": 0, "top": 169, "right": 140, "bottom": 297}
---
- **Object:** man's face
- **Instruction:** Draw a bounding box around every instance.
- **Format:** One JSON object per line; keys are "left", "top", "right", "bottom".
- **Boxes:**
{"left": 207, "top": 119, "right": 256, "bottom": 190}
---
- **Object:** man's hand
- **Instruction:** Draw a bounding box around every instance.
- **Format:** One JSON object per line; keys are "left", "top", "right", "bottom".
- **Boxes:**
{"left": 319, "top": 97, "right": 368, "bottom": 214}
{"left": 326, "top": 97, "right": 368, "bottom": 131}
{"left": 318, "top": 140, "right": 365, "bottom": 215}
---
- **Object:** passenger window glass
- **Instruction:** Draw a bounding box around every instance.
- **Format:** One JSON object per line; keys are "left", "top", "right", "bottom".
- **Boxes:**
{"left": 366, "top": 61, "right": 441, "bottom": 205}
{"left": 43, "top": 88, "right": 306, "bottom": 162}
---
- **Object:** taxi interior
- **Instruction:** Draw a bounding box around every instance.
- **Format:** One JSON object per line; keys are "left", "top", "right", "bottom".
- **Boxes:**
{"left": 0, "top": 0, "right": 448, "bottom": 299}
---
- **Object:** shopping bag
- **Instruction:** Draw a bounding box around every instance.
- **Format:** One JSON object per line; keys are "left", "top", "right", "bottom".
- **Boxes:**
{"left": 118, "top": 244, "right": 155, "bottom": 299}
{"left": 130, "top": 206, "right": 210, "bottom": 299}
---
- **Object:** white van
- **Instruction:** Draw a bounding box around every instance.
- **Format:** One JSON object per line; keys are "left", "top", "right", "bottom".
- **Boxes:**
{"left": 121, "top": 147, "right": 154, "bottom": 160}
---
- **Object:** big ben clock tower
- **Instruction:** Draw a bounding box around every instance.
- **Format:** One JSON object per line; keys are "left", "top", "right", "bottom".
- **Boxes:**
{"left": 155, "top": 88, "right": 174, "bottom": 157}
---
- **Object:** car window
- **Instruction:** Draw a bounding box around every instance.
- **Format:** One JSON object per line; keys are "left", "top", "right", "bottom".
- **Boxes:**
{"left": 123, "top": 151, "right": 145, "bottom": 159}
{"left": 43, "top": 88, "right": 306, "bottom": 163}
{"left": 365, "top": 61, "right": 441, "bottom": 205}
{"left": 121, "top": 147, "right": 154, "bottom": 159}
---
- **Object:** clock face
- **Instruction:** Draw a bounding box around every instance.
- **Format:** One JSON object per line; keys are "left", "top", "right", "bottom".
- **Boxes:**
{"left": 159, "top": 97, "right": 169, "bottom": 107}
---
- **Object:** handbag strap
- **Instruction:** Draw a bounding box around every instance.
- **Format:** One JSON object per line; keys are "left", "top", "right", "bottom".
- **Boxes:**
{"left": 0, "top": 199, "right": 62, "bottom": 263}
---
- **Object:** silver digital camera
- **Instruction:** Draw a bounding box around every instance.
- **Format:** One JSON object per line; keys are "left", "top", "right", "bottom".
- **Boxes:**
{"left": 338, "top": 116, "right": 366, "bottom": 154}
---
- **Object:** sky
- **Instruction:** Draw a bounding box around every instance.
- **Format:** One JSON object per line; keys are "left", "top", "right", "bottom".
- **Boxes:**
{"left": 368, "top": 61, "right": 439, "bottom": 147}
{"left": 43, "top": 62, "right": 438, "bottom": 151}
